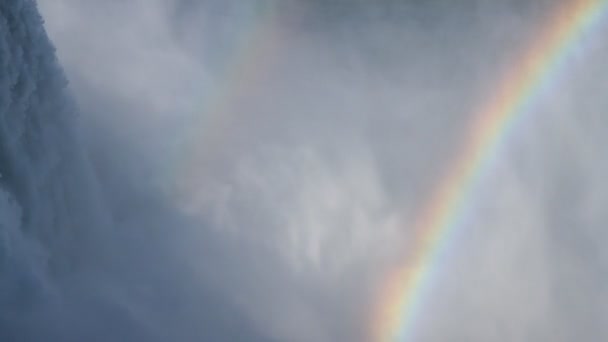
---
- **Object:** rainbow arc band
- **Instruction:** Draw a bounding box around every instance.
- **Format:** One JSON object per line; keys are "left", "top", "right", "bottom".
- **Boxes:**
{"left": 174, "top": 5, "right": 282, "bottom": 190}
{"left": 371, "top": 1, "right": 607, "bottom": 341}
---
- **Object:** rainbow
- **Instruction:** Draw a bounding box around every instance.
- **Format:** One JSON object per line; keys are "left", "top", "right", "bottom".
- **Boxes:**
{"left": 371, "top": 1, "right": 607, "bottom": 341}
{"left": 172, "top": 4, "right": 283, "bottom": 195}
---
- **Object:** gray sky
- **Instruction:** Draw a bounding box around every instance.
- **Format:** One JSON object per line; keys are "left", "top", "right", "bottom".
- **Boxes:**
{"left": 35, "top": 1, "right": 608, "bottom": 341}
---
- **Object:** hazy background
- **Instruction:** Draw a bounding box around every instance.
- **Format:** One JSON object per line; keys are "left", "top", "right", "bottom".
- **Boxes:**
{"left": 14, "top": 0, "right": 608, "bottom": 340}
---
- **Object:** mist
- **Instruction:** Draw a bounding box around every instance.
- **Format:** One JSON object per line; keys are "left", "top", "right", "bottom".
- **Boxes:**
{"left": 1, "top": 0, "right": 605, "bottom": 341}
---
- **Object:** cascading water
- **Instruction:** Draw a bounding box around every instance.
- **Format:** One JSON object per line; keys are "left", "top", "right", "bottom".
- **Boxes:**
{"left": 0, "top": 1, "right": 117, "bottom": 339}
{"left": 0, "top": 0, "right": 108, "bottom": 301}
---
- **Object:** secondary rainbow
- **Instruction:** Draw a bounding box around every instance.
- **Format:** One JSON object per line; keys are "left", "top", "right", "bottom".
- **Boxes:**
{"left": 371, "top": 1, "right": 607, "bottom": 341}
{"left": 171, "top": 4, "right": 283, "bottom": 196}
